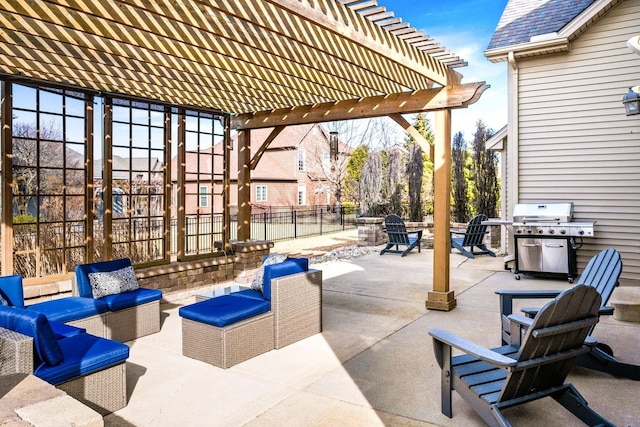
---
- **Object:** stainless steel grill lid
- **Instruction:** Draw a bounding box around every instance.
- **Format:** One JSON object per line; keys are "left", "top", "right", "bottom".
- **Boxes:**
{"left": 512, "top": 202, "right": 573, "bottom": 224}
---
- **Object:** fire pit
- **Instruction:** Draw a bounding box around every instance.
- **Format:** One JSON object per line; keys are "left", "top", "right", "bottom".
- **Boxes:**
{"left": 511, "top": 202, "right": 595, "bottom": 282}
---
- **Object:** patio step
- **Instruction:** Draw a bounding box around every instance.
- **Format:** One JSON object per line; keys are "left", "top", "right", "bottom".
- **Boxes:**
{"left": 610, "top": 286, "right": 640, "bottom": 323}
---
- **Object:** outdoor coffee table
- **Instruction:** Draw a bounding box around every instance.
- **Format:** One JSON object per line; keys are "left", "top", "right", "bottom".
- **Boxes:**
{"left": 195, "top": 284, "right": 250, "bottom": 302}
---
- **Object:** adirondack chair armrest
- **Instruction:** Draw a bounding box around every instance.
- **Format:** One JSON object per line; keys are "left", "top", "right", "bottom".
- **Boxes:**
{"left": 600, "top": 306, "right": 614, "bottom": 316}
{"left": 449, "top": 230, "right": 466, "bottom": 236}
{"left": 407, "top": 228, "right": 423, "bottom": 237}
{"left": 495, "top": 289, "right": 563, "bottom": 317}
{"left": 429, "top": 329, "right": 517, "bottom": 368}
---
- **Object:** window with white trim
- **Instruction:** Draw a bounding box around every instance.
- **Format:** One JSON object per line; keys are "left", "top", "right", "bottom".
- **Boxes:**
{"left": 199, "top": 185, "right": 208, "bottom": 207}
{"left": 298, "top": 184, "right": 306, "bottom": 206}
{"left": 256, "top": 185, "right": 267, "bottom": 202}
{"left": 298, "top": 149, "right": 305, "bottom": 171}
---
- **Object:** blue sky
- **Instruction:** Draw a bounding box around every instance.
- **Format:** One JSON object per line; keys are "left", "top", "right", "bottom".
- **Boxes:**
{"left": 376, "top": 0, "right": 509, "bottom": 140}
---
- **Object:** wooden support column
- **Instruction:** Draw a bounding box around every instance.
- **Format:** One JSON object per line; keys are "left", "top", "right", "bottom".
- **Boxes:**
{"left": 237, "top": 129, "right": 252, "bottom": 241}
{"left": 1, "top": 82, "right": 13, "bottom": 274}
{"left": 426, "top": 109, "right": 456, "bottom": 311}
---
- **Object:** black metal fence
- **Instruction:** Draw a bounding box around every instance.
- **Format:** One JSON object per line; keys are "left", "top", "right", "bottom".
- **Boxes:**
{"left": 171, "top": 205, "right": 358, "bottom": 256}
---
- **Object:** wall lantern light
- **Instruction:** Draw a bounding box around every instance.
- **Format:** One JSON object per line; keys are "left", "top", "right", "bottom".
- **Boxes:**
{"left": 623, "top": 36, "right": 640, "bottom": 115}
{"left": 329, "top": 131, "right": 338, "bottom": 161}
{"left": 623, "top": 86, "right": 640, "bottom": 116}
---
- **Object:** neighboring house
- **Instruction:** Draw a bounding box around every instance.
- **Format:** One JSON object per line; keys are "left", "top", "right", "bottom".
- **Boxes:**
{"left": 94, "top": 156, "right": 165, "bottom": 218}
{"left": 170, "top": 123, "right": 343, "bottom": 216}
{"left": 485, "top": 0, "right": 640, "bottom": 284}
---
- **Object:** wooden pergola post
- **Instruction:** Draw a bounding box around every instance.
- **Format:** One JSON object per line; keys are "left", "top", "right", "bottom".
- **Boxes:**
{"left": 237, "top": 129, "right": 252, "bottom": 241}
{"left": 426, "top": 108, "right": 456, "bottom": 311}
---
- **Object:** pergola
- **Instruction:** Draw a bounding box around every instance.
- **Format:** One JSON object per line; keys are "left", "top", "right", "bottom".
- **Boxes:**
{"left": 0, "top": 0, "right": 488, "bottom": 310}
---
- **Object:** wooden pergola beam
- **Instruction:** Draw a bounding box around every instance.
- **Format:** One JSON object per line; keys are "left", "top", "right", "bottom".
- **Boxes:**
{"left": 388, "top": 113, "right": 433, "bottom": 162}
{"left": 232, "top": 82, "right": 489, "bottom": 130}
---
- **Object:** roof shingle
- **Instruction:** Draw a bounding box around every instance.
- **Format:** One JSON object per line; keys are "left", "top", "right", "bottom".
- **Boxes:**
{"left": 488, "top": 0, "right": 596, "bottom": 50}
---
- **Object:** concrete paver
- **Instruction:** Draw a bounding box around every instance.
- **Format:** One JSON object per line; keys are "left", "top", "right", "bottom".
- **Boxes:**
{"left": 104, "top": 231, "right": 640, "bottom": 426}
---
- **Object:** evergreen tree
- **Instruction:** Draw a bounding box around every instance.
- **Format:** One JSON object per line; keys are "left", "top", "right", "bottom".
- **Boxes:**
{"left": 343, "top": 145, "right": 369, "bottom": 203}
{"left": 451, "top": 131, "right": 469, "bottom": 223}
{"left": 471, "top": 120, "right": 500, "bottom": 218}
{"left": 404, "top": 113, "right": 434, "bottom": 220}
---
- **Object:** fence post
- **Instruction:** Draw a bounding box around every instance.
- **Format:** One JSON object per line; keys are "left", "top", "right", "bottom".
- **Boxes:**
{"left": 263, "top": 212, "right": 267, "bottom": 240}
{"left": 294, "top": 210, "right": 297, "bottom": 239}
{"left": 320, "top": 207, "right": 323, "bottom": 235}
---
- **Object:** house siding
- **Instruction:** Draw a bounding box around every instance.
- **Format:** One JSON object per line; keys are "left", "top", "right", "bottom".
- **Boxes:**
{"left": 516, "top": 0, "right": 640, "bottom": 283}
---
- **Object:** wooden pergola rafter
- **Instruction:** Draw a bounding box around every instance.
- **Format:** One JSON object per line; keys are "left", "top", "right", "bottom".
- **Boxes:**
{"left": 0, "top": 0, "right": 487, "bottom": 311}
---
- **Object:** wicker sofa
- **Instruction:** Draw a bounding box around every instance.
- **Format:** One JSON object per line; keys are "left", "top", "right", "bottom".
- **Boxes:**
{"left": 0, "top": 304, "right": 129, "bottom": 415}
{"left": 24, "top": 258, "right": 163, "bottom": 342}
{"left": 179, "top": 257, "right": 322, "bottom": 368}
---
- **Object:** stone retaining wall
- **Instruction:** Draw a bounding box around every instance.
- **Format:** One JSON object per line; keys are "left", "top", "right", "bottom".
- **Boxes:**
{"left": 23, "top": 240, "right": 275, "bottom": 305}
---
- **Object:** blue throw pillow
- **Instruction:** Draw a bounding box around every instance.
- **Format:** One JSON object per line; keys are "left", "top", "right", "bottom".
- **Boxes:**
{"left": 250, "top": 253, "right": 288, "bottom": 294}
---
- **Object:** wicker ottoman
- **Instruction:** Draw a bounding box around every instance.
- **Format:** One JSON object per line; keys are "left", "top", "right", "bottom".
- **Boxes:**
{"left": 182, "top": 312, "right": 274, "bottom": 368}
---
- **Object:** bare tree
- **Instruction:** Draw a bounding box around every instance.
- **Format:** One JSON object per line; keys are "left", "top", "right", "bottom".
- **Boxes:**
{"left": 386, "top": 147, "right": 404, "bottom": 215}
{"left": 359, "top": 151, "right": 382, "bottom": 216}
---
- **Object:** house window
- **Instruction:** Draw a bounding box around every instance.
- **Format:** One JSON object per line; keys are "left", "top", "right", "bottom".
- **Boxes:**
{"left": 298, "top": 184, "right": 306, "bottom": 206}
{"left": 256, "top": 185, "right": 267, "bottom": 202}
{"left": 199, "top": 185, "right": 208, "bottom": 207}
{"left": 298, "top": 149, "right": 305, "bottom": 171}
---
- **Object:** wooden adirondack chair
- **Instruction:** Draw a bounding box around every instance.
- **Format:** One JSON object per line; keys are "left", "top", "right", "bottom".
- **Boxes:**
{"left": 430, "top": 285, "right": 614, "bottom": 427}
{"left": 379, "top": 214, "right": 422, "bottom": 257}
{"left": 496, "top": 248, "right": 640, "bottom": 380}
{"left": 450, "top": 214, "right": 496, "bottom": 259}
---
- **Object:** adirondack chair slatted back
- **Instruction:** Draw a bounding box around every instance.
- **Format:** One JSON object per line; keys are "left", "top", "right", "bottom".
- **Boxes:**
{"left": 499, "top": 286, "right": 601, "bottom": 402}
{"left": 577, "top": 248, "right": 621, "bottom": 308}
{"left": 384, "top": 214, "right": 410, "bottom": 246}
{"left": 461, "top": 214, "right": 489, "bottom": 246}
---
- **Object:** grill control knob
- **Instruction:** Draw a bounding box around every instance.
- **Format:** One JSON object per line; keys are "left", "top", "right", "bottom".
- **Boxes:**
{"left": 538, "top": 229, "right": 544, "bottom": 234}
{"left": 579, "top": 230, "right": 585, "bottom": 235}
{"left": 549, "top": 229, "right": 555, "bottom": 234}
{"left": 527, "top": 228, "right": 533, "bottom": 234}
{"left": 516, "top": 229, "right": 522, "bottom": 234}
{"left": 560, "top": 229, "right": 567, "bottom": 235}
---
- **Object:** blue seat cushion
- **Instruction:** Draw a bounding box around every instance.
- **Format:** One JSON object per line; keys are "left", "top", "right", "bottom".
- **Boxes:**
{"left": 49, "top": 321, "right": 86, "bottom": 339}
{"left": 179, "top": 295, "right": 270, "bottom": 327}
{"left": 35, "top": 332, "right": 129, "bottom": 385}
{"left": 99, "top": 288, "right": 162, "bottom": 311}
{"left": 262, "top": 258, "right": 309, "bottom": 300}
{"left": 75, "top": 258, "right": 133, "bottom": 298}
{"left": 27, "top": 297, "right": 108, "bottom": 323}
{"left": 0, "top": 305, "right": 63, "bottom": 366}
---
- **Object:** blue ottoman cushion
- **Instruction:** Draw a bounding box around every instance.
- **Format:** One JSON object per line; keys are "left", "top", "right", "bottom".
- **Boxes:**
{"left": 28, "top": 297, "right": 108, "bottom": 323}
{"left": 99, "top": 288, "right": 162, "bottom": 311}
{"left": 179, "top": 295, "right": 270, "bottom": 327}
{"left": 35, "top": 332, "right": 129, "bottom": 385}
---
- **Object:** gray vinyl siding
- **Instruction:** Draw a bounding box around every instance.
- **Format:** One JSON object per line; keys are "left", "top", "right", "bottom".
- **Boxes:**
{"left": 516, "top": 0, "right": 640, "bottom": 283}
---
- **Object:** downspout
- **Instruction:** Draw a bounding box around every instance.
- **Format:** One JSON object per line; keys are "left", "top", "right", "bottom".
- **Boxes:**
{"left": 507, "top": 51, "right": 519, "bottom": 259}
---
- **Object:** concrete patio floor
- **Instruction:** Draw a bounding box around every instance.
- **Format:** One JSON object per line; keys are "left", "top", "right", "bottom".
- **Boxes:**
{"left": 104, "top": 232, "right": 640, "bottom": 426}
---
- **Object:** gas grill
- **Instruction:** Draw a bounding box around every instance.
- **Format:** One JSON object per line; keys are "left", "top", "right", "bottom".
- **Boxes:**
{"left": 511, "top": 202, "right": 596, "bottom": 282}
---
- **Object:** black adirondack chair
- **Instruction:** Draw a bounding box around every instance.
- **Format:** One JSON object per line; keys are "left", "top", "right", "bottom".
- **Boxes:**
{"left": 496, "top": 248, "right": 640, "bottom": 380}
{"left": 450, "top": 214, "right": 496, "bottom": 258}
{"left": 379, "top": 214, "right": 422, "bottom": 257}
{"left": 430, "top": 285, "right": 614, "bottom": 427}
